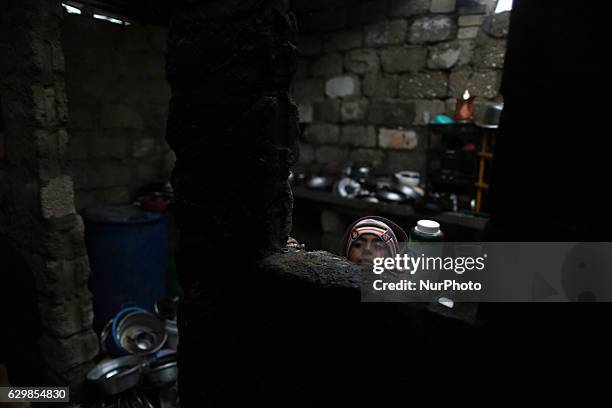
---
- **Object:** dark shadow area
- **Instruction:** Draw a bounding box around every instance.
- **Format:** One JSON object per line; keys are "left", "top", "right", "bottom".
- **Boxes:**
{"left": 1, "top": 0, "right": 611, "bottom": 405}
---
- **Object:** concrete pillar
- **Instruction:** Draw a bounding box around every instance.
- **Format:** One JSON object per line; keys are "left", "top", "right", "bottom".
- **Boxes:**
{"left": 166, "top": 0, "right": 299, "bottom": 265}
{"left": 165, "top": 0, "right": 304, "bottom": 404}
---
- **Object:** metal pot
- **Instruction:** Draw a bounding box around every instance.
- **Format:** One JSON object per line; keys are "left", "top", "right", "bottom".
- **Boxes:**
{"left": 87, "top": 355, "right": 145, "bottom": 396}
{"left": 334, "top": 177, "right": 361, "bottom": 198}
{"left": 307, "top": 176, "right": 334, "bottom": 191}
{"left": 164, "top": 319, "right": 179, "bottom": 350}
{"left": 106, "top": 307, "right": 151, "bottom": 356}
{"left": 475, "top": 102, "right": 503, "bottom": 128}
{"left": 376, "top": 190, "right": 404, "bottom": 203}
{"left": 354, "top": 166, "right": 370, "bottom": 182}
{"left": 393, "top": 183, "right": 422, "bottom": 201}
{"left": 361, "top": 196, "right": 379, "bottom": 203}
{"left": 115, "top": 311, "right": 167, "bottom": 356}
{"left": 394, "top": 171, "right": 420, "bottom": 187}
{"left": 144, "top": 354, "right": 178, "bottom": 388}
{"left": 100, "top": 319, "right": 113, "bottom": 355}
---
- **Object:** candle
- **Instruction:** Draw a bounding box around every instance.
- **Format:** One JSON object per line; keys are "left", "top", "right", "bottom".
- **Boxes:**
{"left": 454, "top": 89, "right": 476, "bottom": 122}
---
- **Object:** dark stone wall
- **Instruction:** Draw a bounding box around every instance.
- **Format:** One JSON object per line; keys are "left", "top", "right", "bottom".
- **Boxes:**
{"left": 62, "top": 14, "right": 174, "bottom": 210}
{"left": 292, "top": 0, "right": 508, "bottom": 178}
{"left": 487, "top": 1, "right": 612, "bottom": 240}
{"left": 481, "top": 0, "right": 612, "bottom": 393}
{"left": 0, "top": 0, "right": 97, "bottom": 392}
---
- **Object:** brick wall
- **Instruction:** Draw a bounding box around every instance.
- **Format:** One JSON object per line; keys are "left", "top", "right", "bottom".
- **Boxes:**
{"left": 293, "top": 0, "right": 509, "bottom": 177}
{"left": 62, "top": 15, "right": 173, "bottom": 210}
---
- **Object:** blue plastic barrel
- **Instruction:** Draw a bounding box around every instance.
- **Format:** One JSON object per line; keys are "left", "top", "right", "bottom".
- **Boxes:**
{"left": 82, "top": 205, "right": 167, "bottom": 332}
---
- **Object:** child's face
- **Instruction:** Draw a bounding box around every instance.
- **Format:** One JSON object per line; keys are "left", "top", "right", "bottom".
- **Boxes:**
{"left": 348, "top": 234, "right": 391, "bottom": 265}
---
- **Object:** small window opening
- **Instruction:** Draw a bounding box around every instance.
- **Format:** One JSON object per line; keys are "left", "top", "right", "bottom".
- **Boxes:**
{"left": 61, "top": 2, "right": 131, "bottom": 26}
{"left": 495, "top": 0, "right": 513, "bottom": 13}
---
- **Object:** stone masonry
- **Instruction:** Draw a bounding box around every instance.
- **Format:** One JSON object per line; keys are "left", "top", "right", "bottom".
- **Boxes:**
{"left": 293, "top": 0, "right": 509, "bottom": 178}
{"left": 0, "top": 0, "right": 98, "bottom": 392}
{"left": 63, "top": 14, "right": 173, "bottom": 210}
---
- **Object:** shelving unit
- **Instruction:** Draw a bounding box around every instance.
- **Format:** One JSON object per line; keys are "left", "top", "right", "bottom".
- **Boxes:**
{"left": 474, "top": 130, "right": 495, "bottom": 212}
{"left": 426, "top": 123, "right": 497, "bottom": 213}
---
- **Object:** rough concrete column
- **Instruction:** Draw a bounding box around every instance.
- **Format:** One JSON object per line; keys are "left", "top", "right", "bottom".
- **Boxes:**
{"left": 0, "top": 0, "right": 98, "bottom": 391}
{"left": 165, "top": 0, "right": 306, "bottom": 404}
{"left": 166, "top": 0, "right": 299, "bottom": 266}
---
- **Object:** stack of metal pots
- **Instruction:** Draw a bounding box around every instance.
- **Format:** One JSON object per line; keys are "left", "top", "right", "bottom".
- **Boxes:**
{"left": 86, "top": 300, "right": 181, "bottom": 407}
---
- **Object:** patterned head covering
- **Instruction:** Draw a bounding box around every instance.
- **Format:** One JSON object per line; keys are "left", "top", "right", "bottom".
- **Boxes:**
{"left": 345, "top": 217, "right": 400, "bottom": 258}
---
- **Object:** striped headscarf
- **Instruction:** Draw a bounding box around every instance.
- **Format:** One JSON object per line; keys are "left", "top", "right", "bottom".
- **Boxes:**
{"left": 345, "top": 218, "right": 400, "bottom": 258}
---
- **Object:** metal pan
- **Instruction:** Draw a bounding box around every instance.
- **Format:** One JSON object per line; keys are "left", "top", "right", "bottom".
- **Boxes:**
{"left": 87, "top": 355, "right": 145, "bottom": 396}
{"left": 376, "top": 190, "right": 405, "bottom": 203}
{"left": 144, "top": 354, "right": 178, "bottom": 388}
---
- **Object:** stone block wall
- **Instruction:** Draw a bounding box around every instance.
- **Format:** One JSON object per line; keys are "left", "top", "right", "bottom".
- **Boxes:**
{"left": 292, "top": 0, "right": 509, "bottom": 177}
{"left": 0, "top": 0, "right": 97, "bottom": 391}
{"left": 62, "top": 15, "right": 173, "bottom": 210}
